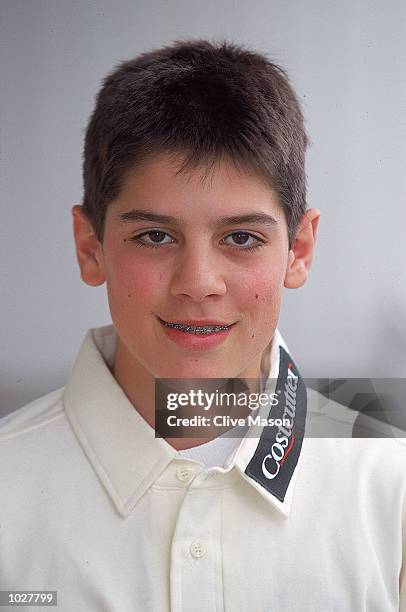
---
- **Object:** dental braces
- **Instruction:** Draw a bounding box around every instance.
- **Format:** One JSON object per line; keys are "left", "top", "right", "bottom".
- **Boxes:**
{"left": 162, "top": 321, "right": 230, "bottom": 334}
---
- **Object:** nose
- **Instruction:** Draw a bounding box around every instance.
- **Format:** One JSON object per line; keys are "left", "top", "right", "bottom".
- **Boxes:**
{"left": 169, "top": 242, "right": 227, "bottom": 303}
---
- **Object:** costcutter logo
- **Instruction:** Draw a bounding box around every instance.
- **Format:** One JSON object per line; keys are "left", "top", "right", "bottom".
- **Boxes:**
{"left": 261, "top": 363, "right": 298, "bottom": 480}
{"left": 244, "top": 347, "right": 307, "bottom": 503}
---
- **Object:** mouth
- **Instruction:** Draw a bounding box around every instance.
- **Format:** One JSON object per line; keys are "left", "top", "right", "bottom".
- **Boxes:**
{"left": 157, "top": 317, "right": 234, "bottom": 335}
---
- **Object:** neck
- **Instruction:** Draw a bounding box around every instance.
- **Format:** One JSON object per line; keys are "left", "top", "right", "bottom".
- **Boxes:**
{"left": 112, "top": 334, "right": 272, "bottom": 451}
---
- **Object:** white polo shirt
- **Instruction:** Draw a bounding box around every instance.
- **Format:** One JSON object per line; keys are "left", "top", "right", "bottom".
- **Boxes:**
{"left": 1, "top": 324, "right": 406, "bottom": 611}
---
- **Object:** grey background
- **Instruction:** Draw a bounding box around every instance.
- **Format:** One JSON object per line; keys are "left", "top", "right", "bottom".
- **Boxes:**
{"left": 1, "top": 0, "right": 405, "bottom": 416}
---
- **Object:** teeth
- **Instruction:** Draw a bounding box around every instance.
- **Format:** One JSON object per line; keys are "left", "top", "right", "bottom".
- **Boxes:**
{"left": 162, "top": 321, "right": 230, "bottom": 334}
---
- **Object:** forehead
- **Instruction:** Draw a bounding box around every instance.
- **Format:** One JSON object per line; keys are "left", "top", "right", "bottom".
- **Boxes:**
{"left": 106, "top": 152, "right": 285, "bottom": 223}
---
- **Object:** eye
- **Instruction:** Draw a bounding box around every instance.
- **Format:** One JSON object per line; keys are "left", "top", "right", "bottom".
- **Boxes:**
{"left": 222, "top": 232, "right": 264, "bottom": 251}
{"left": 129, "top": 230, "right": 175, "bottom": 248}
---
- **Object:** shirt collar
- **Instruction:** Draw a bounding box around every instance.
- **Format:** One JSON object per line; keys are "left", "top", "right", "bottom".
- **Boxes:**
{"left": 234, "top": 336, "right": 307, "bottom": 517}
{"left": 63, "top": 325, "right": 307, "bottom": 518}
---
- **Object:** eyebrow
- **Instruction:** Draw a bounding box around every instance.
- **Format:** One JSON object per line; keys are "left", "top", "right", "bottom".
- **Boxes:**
{"left": 115, "top": 209, "right": 277, "bottom": 228}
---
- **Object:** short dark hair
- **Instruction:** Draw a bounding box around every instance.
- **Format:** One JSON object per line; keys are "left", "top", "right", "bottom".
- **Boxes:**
{"left": 82, "top": 39, "right": 308, "bottom": 248}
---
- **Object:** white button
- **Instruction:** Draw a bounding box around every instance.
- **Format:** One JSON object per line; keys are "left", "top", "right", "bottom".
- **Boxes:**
{"left": 176, "top": 466, "right": 193, "bottom": 483}
{"left": 190, "top": 540, "right": 206, "bottom": 559}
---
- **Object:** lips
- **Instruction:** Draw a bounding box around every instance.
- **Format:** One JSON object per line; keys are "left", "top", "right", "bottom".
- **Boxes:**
{"left": 157, "top": 315, "right": 235, "bottom": 349}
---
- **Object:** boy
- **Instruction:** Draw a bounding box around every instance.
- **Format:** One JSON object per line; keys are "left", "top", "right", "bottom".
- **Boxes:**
{"left": 1, "top": 39, "right": 405, "bottom": 611}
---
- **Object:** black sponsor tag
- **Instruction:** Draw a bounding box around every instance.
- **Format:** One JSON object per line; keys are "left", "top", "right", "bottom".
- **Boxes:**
{"left": 245, "top": 346, "right": 307, "bottom": 502}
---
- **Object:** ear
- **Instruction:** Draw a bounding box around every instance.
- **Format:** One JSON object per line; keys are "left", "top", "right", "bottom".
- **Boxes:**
{"left": 71, "top": 205, "right": 106, "bottom": 286}
{"left": 284, "top": 208, "right": 321, "bottom": 289}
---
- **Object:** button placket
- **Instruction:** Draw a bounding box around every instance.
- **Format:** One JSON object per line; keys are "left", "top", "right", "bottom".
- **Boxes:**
{"left": 170, "top": 486, "right": 223, "bottom": 612}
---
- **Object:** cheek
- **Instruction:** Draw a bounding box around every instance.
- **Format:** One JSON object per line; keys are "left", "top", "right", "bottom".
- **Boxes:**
{"left": 104, "top": 253, "right": 164, "bottom": 310}
{"left": 235, "top": 261, "right": 285, "bottom": 312}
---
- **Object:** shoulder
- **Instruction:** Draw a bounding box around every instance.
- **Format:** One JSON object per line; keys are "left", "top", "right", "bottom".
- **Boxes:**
{"left": 304, "top": 387, "right": 406, "bottom": 499}
{"left": 0, "top": 387, "right": 66, "bottom": 442}
{"left": 306, "top": 386, "right": 406, "bottom": 448}
{"left": 0, "top": 387, "right": 86, "bottom": 496}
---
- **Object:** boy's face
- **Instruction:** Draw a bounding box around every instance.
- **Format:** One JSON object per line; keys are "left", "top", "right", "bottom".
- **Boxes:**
{"left": 73, "top": 153, "right": 318, "bottom": 381}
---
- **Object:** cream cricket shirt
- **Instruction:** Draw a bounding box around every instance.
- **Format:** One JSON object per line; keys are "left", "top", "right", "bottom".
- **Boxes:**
{"left": 1, "top": 324, "right": 406, "bottom": 611}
